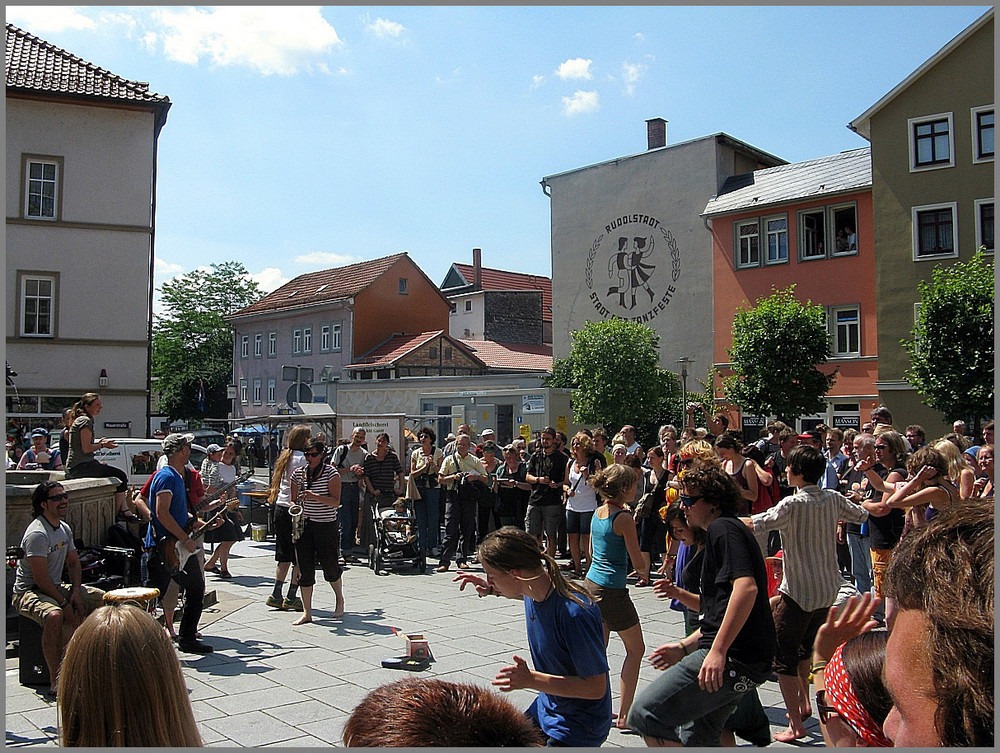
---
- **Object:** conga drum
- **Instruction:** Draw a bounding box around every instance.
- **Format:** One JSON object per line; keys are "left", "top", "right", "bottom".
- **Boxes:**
{"left": 103, "top": 586, "right": 161, "bottom": 612}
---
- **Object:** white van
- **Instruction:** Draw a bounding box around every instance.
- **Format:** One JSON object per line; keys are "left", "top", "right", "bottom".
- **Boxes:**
{"left": 94, "top": 440, "right": 209, "bottom": 488}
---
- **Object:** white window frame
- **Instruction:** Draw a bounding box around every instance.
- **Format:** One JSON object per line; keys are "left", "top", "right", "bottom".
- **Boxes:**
{"left": 252, "top": 378, "right": 262, "bottom": 405}
{"left": 911, "top": 202, "right": 958, "bottom": 260}
{"left": 24, "top": 158, "right": 60, "bottom": 220}
{"left": 829, "top": 305, "right": 861, "bottom": 358}
{"left": 292, "top": 329, "right": 302, "bottom": 354}
{"left": 735, "top": 219, "right": 761, "bottom": 269}
{"left": 240, "top": 335, "right": 249, "bottom": 359}
{"left": 331, "top": 323, "right": 342, "bottom": 352}
{"left": 798, "top": 208, "right": 827, "bottom": 261}
{"left": 908, "top": 112, "right": 955, "bottom": 172}
{"left": 764, "top": 214, "right": 788, "bottom": 265}
{"left": 303, "top": 326, "right": 312, "bottom": 354}
{"left": 320, "top": 324, "right": 330, "bottom": 352}
{"left": 267, "top": 378, "right": 276, "bottom": 404}
{"left": 20, "top": 274, "right": 56, "bottom": 337}
{"left": 971, "top": 105, "right": 994, "bottom": 164}
{"left": 240, "top": 379, "right": 248, "bottom": 404}
{"left": 253, "top": 332, "right": 262, "bottom": 358}
{"left": 267, "top": 331, "right": 277, "bottom": 358}
{"left": 974, "top": 198, "right": 994, "bottom": 254}
{"left": 829, "top": 202, "right": 859, "bottom": 257}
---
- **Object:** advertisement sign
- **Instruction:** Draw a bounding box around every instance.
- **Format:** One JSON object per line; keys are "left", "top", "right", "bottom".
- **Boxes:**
{"left": 337, "top": 416, "right": 402, "bottom": 451}
{"left": 522, "top": 394, "right": 545, "bottom": 414}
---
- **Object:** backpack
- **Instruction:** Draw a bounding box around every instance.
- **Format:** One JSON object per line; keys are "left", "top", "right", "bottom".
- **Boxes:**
{"left": 332, "top": 443, "right": 349, "bottom": 469}
{"left": 753, "top": 456, "right": 782, "bottom": 515}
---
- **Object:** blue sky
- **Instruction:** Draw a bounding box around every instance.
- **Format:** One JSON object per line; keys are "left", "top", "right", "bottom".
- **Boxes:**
{"left": 7, "top": 5, "right": 990, "bottom": 309}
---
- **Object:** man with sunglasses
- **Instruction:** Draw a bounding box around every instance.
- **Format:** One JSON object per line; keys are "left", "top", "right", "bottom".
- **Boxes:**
{"left": 12, "top": 481, "right": 106, "bottom": 696}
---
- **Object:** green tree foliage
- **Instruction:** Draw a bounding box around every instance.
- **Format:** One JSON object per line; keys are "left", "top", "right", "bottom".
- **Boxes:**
{"left": 902, "top": 251, "right": 994, "bottom": 426}
{"left": 723, "top": 286, "right": 836, "bottom": 423}
{"left": 152, "top": 262, "right": 262, "bottom": 420}
{"left": 546, "top": 318, "right": 679, "bottom": 440}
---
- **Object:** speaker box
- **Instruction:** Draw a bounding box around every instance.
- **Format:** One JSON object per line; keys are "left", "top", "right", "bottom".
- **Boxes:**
{"left": 18, "top": 615, "right": 49, "bottom": 686}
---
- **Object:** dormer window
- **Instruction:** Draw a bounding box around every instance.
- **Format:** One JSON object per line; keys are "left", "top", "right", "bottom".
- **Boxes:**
{"left": 315, "top": 284, "right": 328, "bottom": 294}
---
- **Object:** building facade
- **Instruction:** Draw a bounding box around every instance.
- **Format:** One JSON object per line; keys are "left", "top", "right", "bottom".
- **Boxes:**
{"left": 5, "top": 24, "right": 170, "bottom": 439}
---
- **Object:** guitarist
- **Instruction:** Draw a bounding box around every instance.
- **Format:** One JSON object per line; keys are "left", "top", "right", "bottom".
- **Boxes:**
{"left": 146, "top": 433, "right": 215, "bottom": 654}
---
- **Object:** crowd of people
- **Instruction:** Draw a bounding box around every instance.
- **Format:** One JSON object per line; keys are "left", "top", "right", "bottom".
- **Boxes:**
{"left": 11, "top": 397, "right": 993, "bottom": 746}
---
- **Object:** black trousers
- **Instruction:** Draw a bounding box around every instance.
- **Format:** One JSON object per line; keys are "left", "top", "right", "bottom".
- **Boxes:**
{"left": 147, "top": 544, "right": 205, "bottom": 641}
{"left": 439, "top": 492, "right": 477, "bottom": 566}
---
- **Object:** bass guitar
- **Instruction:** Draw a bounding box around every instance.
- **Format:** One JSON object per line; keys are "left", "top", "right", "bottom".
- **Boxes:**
{"left": 192, "top": 470, "right": 253, "bottom": 514}
{"left": 160, "top": 498, "right": 241, "bottom": 576}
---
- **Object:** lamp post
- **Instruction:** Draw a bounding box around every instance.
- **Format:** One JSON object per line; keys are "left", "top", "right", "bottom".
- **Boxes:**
{"left": 676, "top": 357, "right": 693, "bottom": 426}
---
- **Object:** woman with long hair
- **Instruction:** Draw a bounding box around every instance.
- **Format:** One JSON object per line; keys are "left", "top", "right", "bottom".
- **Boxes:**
{"left": 562, "top": 431, "right": 602, "bottom": 577}
{"left": 454, "top": 527, "right": 612, "bottom": 747}
{"left": 879, "top": 446, "right": 958, "bottom": 526}
{"left": 409, "top": 426, "right": 444, "bottom": 555}
{"left": 63, "top": 393, "right": 137, "bottom": 521}
{"left": 587, "top": 463, "right": 648, "bottom": 730}
{"left": 265, "top": 424, "right": 310, "bottom": 611}
{"left": 202, "top": 443, "right": 245, "bottom": 579}
{"left": 932, "top": 438, "right": 976, "bottom": 500}
{"left": 290, "top": 437, "right": 343, "bottom": 625}
{"left": 635, "top": 445, "right": 671, "bottom": 578}
{"left": 59, "top": 603, "right": 202, "bottom": 747}
{"left": 655, "top": 503, "right": 707, "bottom": 636}
{"left": 714, "top": 434, "right": 759, "bottom": 516}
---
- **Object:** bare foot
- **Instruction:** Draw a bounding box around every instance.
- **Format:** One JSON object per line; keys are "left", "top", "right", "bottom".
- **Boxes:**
{"left": 332, "top": 603, "right": 345, "bottom": 618}
{"left": 292, "top": 614, "right": 312, "bottom": 625}
{"left": 773, "top": 726, "right": 807, "bottom": 743}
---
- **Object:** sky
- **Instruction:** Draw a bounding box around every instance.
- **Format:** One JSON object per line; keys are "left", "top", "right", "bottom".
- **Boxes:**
{"left": 6, "top": 5, "right": 991, "bottom": 313}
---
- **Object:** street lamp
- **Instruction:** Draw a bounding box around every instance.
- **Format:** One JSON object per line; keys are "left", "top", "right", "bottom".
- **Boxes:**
{"left": 676, "top": 357, "right": 693, "bottom": 424}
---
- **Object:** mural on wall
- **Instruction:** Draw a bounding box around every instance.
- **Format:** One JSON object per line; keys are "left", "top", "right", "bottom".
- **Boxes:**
{"left": 585, "top": 212, "right": 681, "bottom": 323}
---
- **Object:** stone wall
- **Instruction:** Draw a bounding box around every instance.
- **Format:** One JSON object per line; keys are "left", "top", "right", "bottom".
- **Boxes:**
{"left": 483, "top": 291, "right": 543, "bottom": 344}
{"left": 7, "top": 477, "right": 119, "bottom": 549}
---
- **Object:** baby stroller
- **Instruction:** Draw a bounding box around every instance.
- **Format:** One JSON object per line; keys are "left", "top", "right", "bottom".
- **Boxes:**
{"left": 368, "top": 497, "right": 426, "bottom": 575}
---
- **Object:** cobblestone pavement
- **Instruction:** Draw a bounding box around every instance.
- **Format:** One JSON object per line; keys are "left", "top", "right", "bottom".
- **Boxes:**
{"left": 7, "top": 530, "right": 826, "bottom": 747}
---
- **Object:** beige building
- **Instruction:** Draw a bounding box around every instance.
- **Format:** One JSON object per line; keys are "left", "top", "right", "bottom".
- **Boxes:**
{"left": 849, "top": 9, "right": 993, "bottom": 432}
{"left": 5, "top": 24, "right": 170, "bottom": 438}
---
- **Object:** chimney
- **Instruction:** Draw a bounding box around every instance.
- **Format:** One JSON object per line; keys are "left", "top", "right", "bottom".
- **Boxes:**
{"left": 472, "top": 247, "right": 482, "bottom": 290}
{"left": 646, "top": 117, "right": 667, "bottom": 150}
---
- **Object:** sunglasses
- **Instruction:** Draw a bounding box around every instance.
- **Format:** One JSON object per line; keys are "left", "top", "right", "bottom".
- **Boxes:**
{"left": 304, "top": 451, "right": 322, "bottom": 458}
{"left": 47, "top": 492, "right": 69, "bottom": 502}
{"left": 679, "top": 494, "right": 702, "bottom": 508}
{"left": 874, "top": 444, "right": 888, "bottom": 450}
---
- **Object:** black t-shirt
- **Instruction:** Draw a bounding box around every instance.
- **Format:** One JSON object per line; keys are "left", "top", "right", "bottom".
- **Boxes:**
{"left": 495, "top": 462, "right": 529, "bottom": 516}
{"left": 868, "top": 464, "right": 906, "bottom": 549}
{"left": 527, "top": 450, "right": 567, "bottom": 506}
{"left": 698, "top": 515, "right": 776, "bottom": 679}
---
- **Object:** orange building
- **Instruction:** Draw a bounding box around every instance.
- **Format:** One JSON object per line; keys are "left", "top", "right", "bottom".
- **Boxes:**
{"left": 703, "top": 147, "right": 879, "bottom": 434}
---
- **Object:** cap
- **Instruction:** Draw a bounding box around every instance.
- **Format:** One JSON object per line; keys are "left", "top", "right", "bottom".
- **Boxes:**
{"left": 480, "top": 428, "right": 496, "bottom": 437}
{"left": 206, "top": 443, "right": 224, "bottom": 454}
{"left": 798, "top": 431, "right": 822, "bottom": 442}
{"left": 446, "top": 433, "right": 457, "bottom": 442}
{"left": 30, "top": 428, "right": 49, "bottom": 438}
{"left": 162, "top": 432, "right": 195, "bottom": 455}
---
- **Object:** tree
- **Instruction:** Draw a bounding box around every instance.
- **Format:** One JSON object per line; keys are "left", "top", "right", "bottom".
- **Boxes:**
{"left": 723, "top": 286, "right": 836, "bottom": 423}
{"left": 902, "top": 251, "right": 994, "bottom": 428}
{"left": 152, "top": 262, "right": 263, "bottom": 421}
{"left": 546, "top": 318, "right": 680, "bottom": 442}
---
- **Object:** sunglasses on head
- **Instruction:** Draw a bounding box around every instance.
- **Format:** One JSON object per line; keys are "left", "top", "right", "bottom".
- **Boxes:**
{"left": 47, "top": 492, "right": 69, "bottom": 502}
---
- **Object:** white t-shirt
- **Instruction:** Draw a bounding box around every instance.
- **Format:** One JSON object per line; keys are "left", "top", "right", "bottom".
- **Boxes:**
{"left": 276, "top": 451, "right": 307, "bottom": 507}
{"left": 566, "top": 459, "right": 600, "bottom": 513}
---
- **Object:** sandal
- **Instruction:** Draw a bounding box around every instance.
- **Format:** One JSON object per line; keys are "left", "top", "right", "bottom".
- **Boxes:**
{"left": 204, "top": 565, "right": 221, "bottom": 575}
{"left": 218, "top": 570, "right": 233, "bottom": 579}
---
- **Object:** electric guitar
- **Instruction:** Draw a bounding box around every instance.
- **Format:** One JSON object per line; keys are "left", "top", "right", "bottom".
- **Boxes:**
{"left": 160, "top": 498, "right": 241, "bottom": 576}
{"left": 191, "top": 470, "right": 253, "bottom": 514}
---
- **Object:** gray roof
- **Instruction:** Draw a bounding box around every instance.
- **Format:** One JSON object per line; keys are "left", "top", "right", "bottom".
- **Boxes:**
{"left": 703, "top": 147, "right": 871, "bottom": 217}
{"left": 6, "top": 23, "right": 170, "bottom": 106}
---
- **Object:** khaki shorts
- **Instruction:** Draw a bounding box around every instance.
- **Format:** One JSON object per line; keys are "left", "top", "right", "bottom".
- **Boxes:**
{"left": 584, "top": 578, "right": 640, "bottom": 632}
{"left": 13, "top": 584, "right": 106, "bottom": 626}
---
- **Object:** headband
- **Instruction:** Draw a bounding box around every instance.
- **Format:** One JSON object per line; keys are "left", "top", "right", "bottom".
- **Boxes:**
{"left": 824, "top": 642, "right": 892, "bottom": 747}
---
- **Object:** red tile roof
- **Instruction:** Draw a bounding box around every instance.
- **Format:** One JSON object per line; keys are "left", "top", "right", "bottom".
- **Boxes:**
{"left": 347, "top": 331, "right": 449, "bottom": 367}
{"left": 6, "top": 24, "right": 170, "bottom": 106}
{"left": 231, "top": 253, "right": 410, "bottom": 319}
{"left": 458, "top": 340, "right": 553, "bottom": 372}
{"left": 450, "top": 264, "right": 552, "bottom": 323}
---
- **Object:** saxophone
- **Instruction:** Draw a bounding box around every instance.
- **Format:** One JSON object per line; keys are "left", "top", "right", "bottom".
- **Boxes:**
{"left": 289, "top": 503, "right": 305, "bottom": 543}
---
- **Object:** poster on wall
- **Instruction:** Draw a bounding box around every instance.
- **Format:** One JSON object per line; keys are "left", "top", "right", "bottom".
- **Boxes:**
{"left": 522, "top": 394, "right": 545, "bottom": 413}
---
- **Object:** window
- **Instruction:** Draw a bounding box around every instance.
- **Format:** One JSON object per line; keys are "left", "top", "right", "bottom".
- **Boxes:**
{"left": 240, "top": 335, "right": 249, "bottom": 359}
{"left": 429, "top": 347, "right": 438, "bottom": 359}
{"left": 830, "top": 306, "right": 860, "bottom": 357}
{"left": 267, "top": 378, "right": 276, "bottom": 404}
{"left": 399, "top": 278, "right": 408, "bottom": 295}
{"left": 912, "top": 203, "right": 957, "bottom": 259}
{"left": 444, "top": 346, "right": 453, "bottom": 360}
{"left": 303, "top": 327, "right": 312, "bottom": 354}
{"left": 240, "top": 379, "right": 248, "bottom": 404}
{"left": 465, "top": 300, "right": 472, "bottom": 312}
{"left": 764, "top": 216, "right": 788, "bottom": 264}
{"left": 20, "top": 274, "right": 56, "bottom": 337}
{"left": 799, "top": 209, "right": 827, "bottom": 259}
{"left": 909, "top": 113, "right": 954, "bottom": 170}
{"left": 975, "top": 199, "right": 994, "bottom": 253}
{"left": 24, "top": 158, "right": 60, "bottom": 219}
{"left": 331, "top": 323, "right": 342, "bottom": 352}
{"left": 736, "top": 220, "right": 760, "bottom": 268}
{"left": 292, "top": 329, "right": 302, "bottom": 354}
{"left": 268, "top": 331, "right": 277, "bottom": 358}
{"left": 830, "top": 204, "right": 858, "bottom": 256}
{"left": 320, "top": 324, "right": 330, "bottom": 352}
{"left": 253, "top": 333, "right": 262, "bottom": 358}
{"left": 972, "top": 106, "right": 994, "bottom": 163}
{"left": 252, "top": 378, "right": 262, "bottom": 405}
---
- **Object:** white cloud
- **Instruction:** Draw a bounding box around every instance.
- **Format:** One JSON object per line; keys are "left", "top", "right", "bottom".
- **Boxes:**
{"left": 154, "top": 257, "right": 185, "bottom": 277}
{"left": 294, "top": 251, "right": 356, "bottom": 267}
{"left": 251, "top": 267, "right": 290, "bottom": 294}
{"left": 150, "top": 6, "right": 341, "bottom": 76}
{"left": 633, "top": 32, "right": 645, "bottom": 42}
{"left": 562, "top": 90, "right": 599, "bottom": 116}
{"left": 6, "top": 6, "right": 96, "bottom": 32}
{"left": 555, "top": 58, "right": 593, "bottom": 81}
{"left": 530, "top": 74, "right": 545, "bottom": 89}
{"left": 366, "top": 16, "right": 405, "bottom": 38}
{"left": 622, "top": 61, "right": 648, "bottom": 96}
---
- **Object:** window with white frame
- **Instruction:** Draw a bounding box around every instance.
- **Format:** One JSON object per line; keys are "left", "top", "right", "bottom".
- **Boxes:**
{"left": 25, "top": 159, "right": 59, "bottom": 219}
{"left": 972, "top": 106, "right": 994, "bottom": 163}
{"left": 20, "top": 274, "right": 56, "bottom": 337}
{"left": 829, "top": 306, "right": 860, "bottom": 357}
{"left": 303, "top": 327, "right": 312, "bottom": 354}
{"left": 331, "top": 323, "right": 342, "bottom": 351}
{"left": 252, "top": 378, "right": 262, "bottom": 405}
{"left": 912, "top": 203, "right": 957, "bottom": 259}
{"left": 830, "top": 204, "right": 859, "bottom": 255}
{"left": 292, "top": 329, "right": 302, "bottom": 354}
{"left": 909, "top": 113, "right": 954, "bottom": 170}
{"left": 975, "top": 199, "right": 994, "bottom": 253}
{"left": 240, "top": 379, "right": 248, "bottom": 404}
{"left": 240, "top": 335, "right": 249, "bottom": 359}
{"left": 736, "top": 220, "right": 760, "bottom": 267}
{"left": 267, "top": 378, "right": 276, "bottom": 404}
{"left": 268, "top": 331, "right": 277, "bottom": 357}
{"left": 253, "top": 332, "right": 262, "bottom": 358}
{"left": 799, "top": 209, "right": 827, "bottom": 259}
{"left": 764, "top": 216, "right": 788, "bottom": 264}
{"left": 320, "top": 324, "right": 330, "bottom": 352}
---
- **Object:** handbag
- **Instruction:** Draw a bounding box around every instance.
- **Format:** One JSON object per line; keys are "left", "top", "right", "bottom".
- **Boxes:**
{"left": 634, "top": 490, "right": 657, "bottom": 520}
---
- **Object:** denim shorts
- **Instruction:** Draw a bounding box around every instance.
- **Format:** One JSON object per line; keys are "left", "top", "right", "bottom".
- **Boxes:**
{"left": 565, "top": 509, "right": 594, "bottom": 535}
{"left": 627, "top": 648, "right": 758, "bottom": 746}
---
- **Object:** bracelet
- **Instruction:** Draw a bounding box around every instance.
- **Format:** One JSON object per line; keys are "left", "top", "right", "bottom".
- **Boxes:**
{"left": 808, "top": 661, "right": 828, "bottom": 683}
{"left": 678, "top": 641, "right": 690, "bottom": 656}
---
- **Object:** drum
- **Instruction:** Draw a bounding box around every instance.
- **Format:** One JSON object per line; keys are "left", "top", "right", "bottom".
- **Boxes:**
{"left": 102, "top": 586, "right": 161, "bottom": 610}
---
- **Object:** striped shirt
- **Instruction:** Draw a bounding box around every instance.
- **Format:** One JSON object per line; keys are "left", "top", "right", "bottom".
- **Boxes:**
{"left": 291, "top": 464, "right": 340, "bottom": 523}
{"left": 751, "top": 485, "right": 868, "bottom": 611}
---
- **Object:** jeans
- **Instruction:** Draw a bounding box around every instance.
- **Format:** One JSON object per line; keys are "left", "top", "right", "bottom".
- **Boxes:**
{"left": 847, "top": 532, "right": 872, "bottom": 596}
{"left": 339, "top": 482, "right": 361, "bottom": 554}
{"left": 413, "top": 485, "right": 441, "bottom": 552}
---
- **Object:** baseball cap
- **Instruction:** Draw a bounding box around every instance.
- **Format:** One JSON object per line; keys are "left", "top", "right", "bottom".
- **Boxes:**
{"left": 30, "top": 427, "right": 49, "bottom": 438}
{"left": 162, "top": 432, "right": 195, "bottom": 455}
{"left": 206, "top": 443, "right": 224, "bottom": 454}
{"left": 798, "top": 431, "right": 822, "bottom": 443}
{"left": 481, "top": 428, "right": 496, "bottom": 437}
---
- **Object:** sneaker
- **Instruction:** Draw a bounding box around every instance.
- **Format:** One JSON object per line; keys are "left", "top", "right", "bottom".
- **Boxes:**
{"left": 265, "top": 594, "right": 285, "bottom": 609}
{"left": 282, "top": 596, "right": 303, "bottom": 611}
{"left": 177, "top": 638, "right": 214, "bottom": 654}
